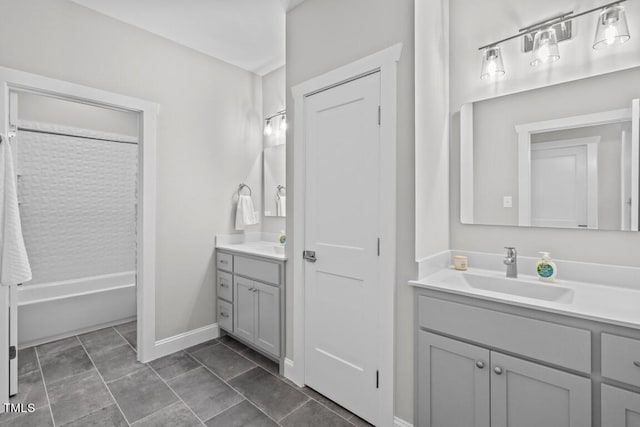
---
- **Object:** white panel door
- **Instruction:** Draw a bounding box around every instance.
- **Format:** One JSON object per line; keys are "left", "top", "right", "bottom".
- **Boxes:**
{"left": 531, "top": 144, "right": 590, "bottom": 228}
{"left": 491, "top": 352, "right": 591, "bottom": 427}
{"left": 418, "top": 331, "right": 490, "bottom": 427}
{"left": 304, "top": 72, "right": 381, "bottom": 424}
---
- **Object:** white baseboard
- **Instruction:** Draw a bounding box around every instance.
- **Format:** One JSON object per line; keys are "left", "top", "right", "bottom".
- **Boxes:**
{"left": 153, "top": 323, "right": 220, "bottom": 360}
{"left": 283, "top": 358, "right": 304, "bottom": 387}
{"left": 394, "top": 416, "right": 413, "bottom": 427}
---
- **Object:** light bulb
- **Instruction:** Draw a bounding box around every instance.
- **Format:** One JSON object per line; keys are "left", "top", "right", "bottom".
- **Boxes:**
{"left": 531, "top": 28, "right": 560, "bottom": 67}
{"left": 280, "top": 114, "right": 287, "bottom": 132}
{"left": 480, "top": 46, "right": 505, "bottom": 80}
{"left": 594, "top": 5, "right": 630, "bottom": 49}
{"left": 264, "top": 119, "right": 273, "bottom": 136}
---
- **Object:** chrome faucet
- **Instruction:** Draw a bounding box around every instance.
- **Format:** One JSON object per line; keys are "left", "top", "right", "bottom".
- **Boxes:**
{"left": 503, "top": 247, "right": 518, "bottom": 278}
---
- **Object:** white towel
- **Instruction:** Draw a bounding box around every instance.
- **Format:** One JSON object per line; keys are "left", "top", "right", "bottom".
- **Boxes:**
{"left": 276, "top": 196, "right": 286, "bottom": 217}
{"left": 235, "top": 195, "right": 259, "bottom": 230}
{"left": 0, "top": 138, "right": 32, "bottom": 286}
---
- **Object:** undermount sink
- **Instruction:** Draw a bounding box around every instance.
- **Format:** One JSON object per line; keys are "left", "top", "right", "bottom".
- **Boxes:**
{"left": 461, "top": 273, "right": 574, "bottom": 303}
{"left": 242, "top": 243, "right": 285, "bottom": 255}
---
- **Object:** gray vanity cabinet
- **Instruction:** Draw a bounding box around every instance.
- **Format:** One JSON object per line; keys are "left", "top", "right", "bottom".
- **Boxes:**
{"left": 490, "top": 352, "right": 590, "bottom": 427}
{"left": 216, "top": 249, "right": 284, "bottom": 361}
{"left": 418, "top": 331, "right": 490, "bottom": 427}
{"left": 602, "top": 385, "right": 640, "bottom": 427}
{"left": 233, "top": 276, "right": 256, "bottom": 342}
{"left": 419, "top": 330, "right": 590, "bottom": 427}
{"left": 233, "top": 277, "right": 281, "bottom": 357}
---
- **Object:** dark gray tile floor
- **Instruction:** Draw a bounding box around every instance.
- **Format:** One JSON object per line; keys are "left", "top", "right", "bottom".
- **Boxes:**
{"left": 0, "top": 325, "right": 373, "bottom": 426}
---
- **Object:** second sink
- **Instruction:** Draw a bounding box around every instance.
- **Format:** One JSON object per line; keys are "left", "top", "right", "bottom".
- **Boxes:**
{"left": 462, "top": 273, "right": 574, "bottom": 303}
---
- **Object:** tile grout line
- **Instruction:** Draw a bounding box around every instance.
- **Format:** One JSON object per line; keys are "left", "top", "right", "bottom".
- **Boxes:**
{"left": 33, "top": 346, "right": 56, "bottom": 427}
{"left": 112, "top": 324, "right": 207, "bottom": 426}
{"left": 186, "top": 349, "right": 285, "bottom": 426}
{"left": 276, "top": 396, "right": 313, "bottom": 425}
{"left": 76, "top": 332, "right": 132, "bottom": 426}
{"left": 219, "top": 340, "right": 359, "bottom": 425}
{"left": 144, "top": 364, "right": 207, "bottom": 426}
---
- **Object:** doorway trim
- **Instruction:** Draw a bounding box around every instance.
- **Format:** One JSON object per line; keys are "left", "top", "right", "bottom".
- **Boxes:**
{"left": 290, "top": 43, "right": 402, "bottom": 426}
{"left": 0, "top": 66, "right": 158, "bottom": 406}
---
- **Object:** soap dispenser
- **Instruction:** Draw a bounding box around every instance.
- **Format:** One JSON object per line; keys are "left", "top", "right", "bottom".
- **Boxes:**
{"left": 536, "top": 252, "right": 557, "bottom": 282}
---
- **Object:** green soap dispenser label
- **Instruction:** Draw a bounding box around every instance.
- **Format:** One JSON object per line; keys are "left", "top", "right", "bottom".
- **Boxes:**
{"left": 537, "top": 263, "right": 554, "bottom": 278}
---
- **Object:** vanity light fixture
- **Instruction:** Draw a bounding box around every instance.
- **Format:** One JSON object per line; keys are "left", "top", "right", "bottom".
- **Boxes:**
{"left": 264, "top": 119, "right": 273, "bottom": 136}
{"left": 478, "top": 0, "right": 630, "bottom": 80}
{"left": 480, "top": 46, "right": 506, "bottom": 80}
{"left": 530, "top": 27, "right": 561, "bottom": 66}
{"left": 593, "top": 4, "right": 631, "bottom": 49}
{"left": 264, "top": 109, "right": 286, "bottom": 136}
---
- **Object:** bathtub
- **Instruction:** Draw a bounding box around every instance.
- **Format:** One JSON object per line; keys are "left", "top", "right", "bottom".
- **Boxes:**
{"left": 17, "top": 271, "right": 136, "bottom": 347}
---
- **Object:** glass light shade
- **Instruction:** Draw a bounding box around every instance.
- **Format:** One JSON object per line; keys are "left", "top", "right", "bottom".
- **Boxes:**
{"left": 480, "top": 47, "right": 505, "bottom": 80}
{"left": 280, "top": 114, "right": 287, "bottom": 131}
{"left": 531, "top": 28, "right": 560, "bottom": 66}
{"left": 593, "top": 5, "right": 630, "bottom": 49}
{"left": 264, "top": 119, "right": 273, "bottom": 136}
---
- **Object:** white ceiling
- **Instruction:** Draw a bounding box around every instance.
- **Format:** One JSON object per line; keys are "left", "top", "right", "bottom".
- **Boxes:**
{"left": 70, "top": 0, "right": 301, "bottom": 76}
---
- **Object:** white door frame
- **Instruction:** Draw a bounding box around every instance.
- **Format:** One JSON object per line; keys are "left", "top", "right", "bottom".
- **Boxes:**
{"left": 290, "top": 44, "right": 401, "bottom": 426}
{"left": 0, "top": 66, "right": 158, "bottom": 407}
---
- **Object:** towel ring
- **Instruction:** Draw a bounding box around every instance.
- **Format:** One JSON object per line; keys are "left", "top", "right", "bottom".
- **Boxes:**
{"left": 238, "top": 183, "right": 252, "bottom": 196}
{"left": 277, "top": 185, "right": 286, "bottom": 200}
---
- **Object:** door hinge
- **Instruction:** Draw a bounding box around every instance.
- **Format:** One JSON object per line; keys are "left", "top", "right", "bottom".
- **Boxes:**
{"left": 377, "top": 238, "right": 380, "bottom": 256}
{"left": 376, "top": 370, "right": 379, "bottom": 388}
{"left": 377, "top": 106, "right": 381, "bottom": 125}
{"left": 9, "top": 345, "right": 16, "bottom": 360}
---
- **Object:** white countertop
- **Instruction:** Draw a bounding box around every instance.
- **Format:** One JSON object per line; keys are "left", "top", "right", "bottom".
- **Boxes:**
{"left": 216, "top": 241, "right": 287, "bottom": 261}
{"left": 410, "top": 267, "right": 640, "bottom": 330}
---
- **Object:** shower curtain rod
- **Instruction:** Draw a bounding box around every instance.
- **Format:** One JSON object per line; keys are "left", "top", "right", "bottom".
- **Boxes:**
{"left": 17, "top": 127, "right": 138, "bottom": 145}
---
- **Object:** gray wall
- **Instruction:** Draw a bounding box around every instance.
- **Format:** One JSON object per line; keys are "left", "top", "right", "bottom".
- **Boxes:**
{"left": 450, "top": 0, "right": 640, "bottom": 267}
{"left": 262, "top": 66, "right": 287, "bottom": 233}
{"left": 286, "top": 0, "right": 417, "bottom": 421}
{"left": 0, "top": 0, "right": 264, "bottom": 339}
{"left": 471, "top": 68, "right": 640, "bottom": 227}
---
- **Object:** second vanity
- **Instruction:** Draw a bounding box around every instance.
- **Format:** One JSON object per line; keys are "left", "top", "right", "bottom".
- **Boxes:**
{"left": 410, "top": 253, "right": 640, "bottom": 427}
{"left": 215, "top": 234, "right": 286, "bottom": 371}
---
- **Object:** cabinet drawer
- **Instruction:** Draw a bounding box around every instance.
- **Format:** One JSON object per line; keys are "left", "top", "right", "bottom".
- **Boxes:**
{"left": 217, "top": 271, "right": 233, "bottom": 302}
{"left": 602, "top": 333, "right": 640, "bottom": 388}
{"left": 418, "top": 296, "right": 591, "bottom": 373}
{"left": 235, "top": 256, "right": 280, "bottom": 285}
{"left": 218, "top": 299, "right": 233, "bottom": 332}
{"left": 217, "top": 252, "right": 233, "bottom": 272}
{"left": 601, "top": 384, "right": 640, "bottom": 427}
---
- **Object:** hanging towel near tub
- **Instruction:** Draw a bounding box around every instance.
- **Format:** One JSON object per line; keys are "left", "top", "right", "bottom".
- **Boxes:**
{"left": 235, "top": 195, "right": 259, "bottom": 230}
{"left": 276, "top": 195, "right": 286, "bottom": 217}
{"left": 0, "top": 137, "right": 32, "bottom": 286}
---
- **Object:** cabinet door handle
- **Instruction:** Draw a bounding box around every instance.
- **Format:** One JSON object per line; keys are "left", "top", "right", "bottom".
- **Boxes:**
{"left": 494, "top": 366, "right": 503, "bottom": 375}
{"left": 248, "top": 287, "right": 255, "bottom": 291}
{"left": 220, "top": 283, "right": 228, "bottom": 288}
{"left": 633, "top": 361, "right": 640, "bottom": 368}
{"left": 220, "top": 259, "right": 229, "bottom": 264}
{"left": 252, "top": 288, "right": 258, "bottom": 293}
{"left": 220, "top": 312, "right": 229, "bottom": 318}
{"left": 476, "top": 361, "right": 485, "bottom": 369}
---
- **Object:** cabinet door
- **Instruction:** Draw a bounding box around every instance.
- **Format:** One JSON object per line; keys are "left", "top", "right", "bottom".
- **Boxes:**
{"left": 253, "top": 282, "right": 280, "bottom": 357}
{"left": 602, "top": 384, "right": 640, "bottom": 427}
{"left": 233, "top": 276, "right": 255, "bottom": 342}
{"left": 491, "top": 352, "right": 591, "bottom": 427}
{"left": 418, "top": 331, "right": 490, "bottom": 427}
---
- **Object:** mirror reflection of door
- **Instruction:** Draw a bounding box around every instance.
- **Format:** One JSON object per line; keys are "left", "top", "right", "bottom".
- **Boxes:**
{"left": 530, "top": 138, "right": 598, "bottom": 228}
{"left": 263, "top": 143, "right": 286, "bottom": 217}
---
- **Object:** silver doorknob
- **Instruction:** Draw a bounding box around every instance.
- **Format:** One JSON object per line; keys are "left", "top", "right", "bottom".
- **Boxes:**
{"left": 494, "top": 366, "right": 503, "bottom": 375}
{"left": 476, "top": 361, "right": 485, "bottom": 369}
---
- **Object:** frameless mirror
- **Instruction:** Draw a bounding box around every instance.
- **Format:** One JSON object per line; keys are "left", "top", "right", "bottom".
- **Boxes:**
{"left": 460, "top": 67, "right": 640, "bottom": 231}
{"left": 263, "top": 143, "right": 286, "bottom": 217}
